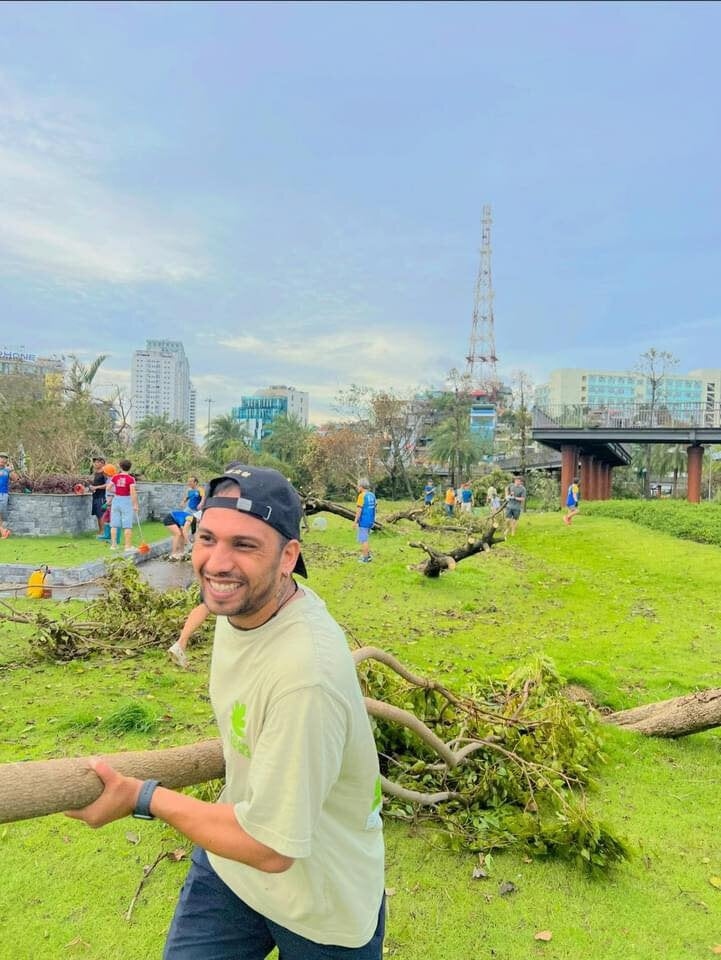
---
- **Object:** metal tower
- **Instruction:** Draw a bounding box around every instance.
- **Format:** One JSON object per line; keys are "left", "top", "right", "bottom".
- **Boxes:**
{"left": 465, "top": 204, "right": 499, "bottom": 396}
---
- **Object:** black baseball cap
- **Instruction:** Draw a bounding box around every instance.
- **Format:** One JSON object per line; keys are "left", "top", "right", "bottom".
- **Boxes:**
{"left": 202, "top": 463, "right": 307, "bottom": 578}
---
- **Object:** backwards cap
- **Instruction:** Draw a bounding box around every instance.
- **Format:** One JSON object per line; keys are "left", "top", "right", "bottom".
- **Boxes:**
{"left": 202, "top": 463, "right": 307, "bottom": 577}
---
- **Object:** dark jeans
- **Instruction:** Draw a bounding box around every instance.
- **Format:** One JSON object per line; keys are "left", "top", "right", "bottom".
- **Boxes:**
{"left": 163, "top": 847, "right": 386, "bottom": 960}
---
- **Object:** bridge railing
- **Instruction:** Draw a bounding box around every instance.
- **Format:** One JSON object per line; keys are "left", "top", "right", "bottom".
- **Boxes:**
{"left": 532, "top": 402, "right": 721, "bottom": 430}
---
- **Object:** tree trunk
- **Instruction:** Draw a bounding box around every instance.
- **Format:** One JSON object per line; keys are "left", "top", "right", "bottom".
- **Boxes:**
{"left": 0, "top": 740, "right": 225, "bottom": 824}
{"left": 605, "top": 687, "right": 721, "bottom": 737}
{"left": 6, "top": 680, "right": 721, "bottom": 823}
{"left": 302, "top": 496, "right": 384, "bottom": 530}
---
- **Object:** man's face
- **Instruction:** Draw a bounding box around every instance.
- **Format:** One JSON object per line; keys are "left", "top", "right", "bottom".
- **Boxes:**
{"left": 0, "top": 457, "right": 7, "bottom": 468}
{"left": 192, "top": 507, "right": 300, "bottom": 629}
{"left": 93, "top": 460, "right": 104, "bottom": 471}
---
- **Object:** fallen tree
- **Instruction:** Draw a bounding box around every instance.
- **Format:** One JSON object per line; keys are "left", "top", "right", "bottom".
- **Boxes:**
{"left": 0, "top": 650, "right": 630, "bottom": 871}
{"left": 302, "top": 495, "right": 384, "bottom": 531}
{"left": 603, "top": 687, "right": 721, "bottom": 737}
{"left": 409, "top": 525, "right": 505, "bottom": 576}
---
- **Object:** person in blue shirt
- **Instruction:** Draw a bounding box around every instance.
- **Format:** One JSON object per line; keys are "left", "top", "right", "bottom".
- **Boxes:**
{"left": 563, "top": 478, "right": 580, "bottom": 525}
{"left": 0, "top": 452, "right": 18, "bottom": 539}
{"left": 183, "top": 477, "right": 204, "bottom": 540}
{"left": 354, "top": 478, "right": 377, "bottom": 563}
{"left": 423, "top": 480, "right": 435, "bottom": 507}
{"left": 184, "top": 477, "right": 204, "bottom": 511}
{"left": 163, "top": 509, "right": 196, "bottom": 560}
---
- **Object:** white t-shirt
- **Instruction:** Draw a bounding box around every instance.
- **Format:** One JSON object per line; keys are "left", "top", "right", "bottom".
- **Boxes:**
{"left": 207, "top": 587, "right": 385, "bottom": 948}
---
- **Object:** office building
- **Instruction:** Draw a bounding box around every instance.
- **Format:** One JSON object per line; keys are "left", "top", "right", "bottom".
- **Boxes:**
{"left": 131, "top": 339, "right": 195, "bottom": 434}
{"left": 535, "top": 368, "right": 721, "bottom": 411}
{"left": 231, "top": 385, "right": 309, "bottom": 447}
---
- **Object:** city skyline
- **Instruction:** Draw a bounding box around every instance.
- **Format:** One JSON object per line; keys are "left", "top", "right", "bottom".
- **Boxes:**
{"left": 2, "top": 3, "right": 721, "bottom": 422}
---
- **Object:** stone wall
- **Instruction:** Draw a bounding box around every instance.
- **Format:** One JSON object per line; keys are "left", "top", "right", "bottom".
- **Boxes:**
{"left": 138, "top": 483, "right": 187, "bottom": 521}
{"left": 3, "top": 483, "right": 187, "bottom": 536}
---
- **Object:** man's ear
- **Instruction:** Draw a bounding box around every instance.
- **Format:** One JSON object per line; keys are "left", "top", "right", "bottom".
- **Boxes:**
{"left": 281, "top": 538, "right": 301, "bottom": 576}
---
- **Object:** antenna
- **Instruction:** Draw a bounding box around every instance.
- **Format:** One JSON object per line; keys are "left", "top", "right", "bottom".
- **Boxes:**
{"left": 465, "top": 204, "right": 499, "bottom": 397}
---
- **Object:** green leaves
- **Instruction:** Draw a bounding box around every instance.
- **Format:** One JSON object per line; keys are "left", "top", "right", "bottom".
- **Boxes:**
{"left": 367, "top": 654, "right": 628, "bottom": 873}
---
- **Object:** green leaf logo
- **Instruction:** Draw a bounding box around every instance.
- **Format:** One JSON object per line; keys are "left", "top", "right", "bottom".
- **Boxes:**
{"left": 230, "top": 701, "right": 251, "bottom": 758}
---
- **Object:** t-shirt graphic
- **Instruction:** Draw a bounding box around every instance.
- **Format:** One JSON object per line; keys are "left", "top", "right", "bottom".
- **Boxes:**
{"left": 230, "top": 701, "right": 250, "bottom": 758}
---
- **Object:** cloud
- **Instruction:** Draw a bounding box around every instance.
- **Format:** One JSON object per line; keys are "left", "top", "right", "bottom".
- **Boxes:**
{"left": 217, "top": 327, "right": 444, "bottom": 394}
{"left": 0, "top": 77, "right": 207, "bottom": 286}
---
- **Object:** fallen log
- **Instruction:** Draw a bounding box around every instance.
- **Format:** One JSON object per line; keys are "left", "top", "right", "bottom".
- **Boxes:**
{"left": 605, "top": 687, "right": 721, "bottom": 737}
{"left": 6, "top": 652, "right": 721, "bottom": 824}
{"left": 302, "top": 495, "right": 384, "bottom": 531}
{"left": 0, "top": 740, "right": 225, "bottom": 824}
{"left": 409, "top": 525, "right": 504, "bottom": 577}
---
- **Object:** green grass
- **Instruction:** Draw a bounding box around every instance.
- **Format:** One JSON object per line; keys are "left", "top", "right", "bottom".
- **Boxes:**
{"left": 3, "top": 510, "right": 721, "bottom": 958}
{"left": 0, "top": 522, "right": 169, "bottom": 567}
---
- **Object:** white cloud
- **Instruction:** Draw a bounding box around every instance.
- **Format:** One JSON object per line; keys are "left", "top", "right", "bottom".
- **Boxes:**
{"left": 0, "top": 77, "right": 207, "bottom": 286}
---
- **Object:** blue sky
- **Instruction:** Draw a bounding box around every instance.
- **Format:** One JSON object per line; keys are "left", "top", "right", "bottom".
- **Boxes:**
{"left": 1, "top": 1, "right": 720, "bottom": 423}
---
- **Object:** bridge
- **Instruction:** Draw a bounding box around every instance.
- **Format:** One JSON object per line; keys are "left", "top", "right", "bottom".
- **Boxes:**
{"left": 532, "top": 402, "right": 721, "bottom": 505}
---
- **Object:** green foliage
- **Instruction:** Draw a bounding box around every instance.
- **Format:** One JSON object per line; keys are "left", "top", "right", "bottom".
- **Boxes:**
{"left": 204, "top": 414, "right": 253, "bottom": 467}
{"left": 26, "top": 563, "right": 209, "bottom": 661}
{"left": 260, "top": 415, "right": 313, "bottom": 487}
{"left": 524, "top": 469, "right": 560, "bottom": 511}
{"left": 359, "top": 653, "right": 628, "bottom": 872}
{"left": 583, "top": 499, "right": 721, "bottom": 546}
{"left": 130, "top": 415, "right": 202, "bottom": 480}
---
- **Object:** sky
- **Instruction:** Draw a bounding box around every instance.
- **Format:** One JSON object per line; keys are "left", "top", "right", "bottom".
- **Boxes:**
{"left": 1, "top": 1, "right": 720, "bottom": 425}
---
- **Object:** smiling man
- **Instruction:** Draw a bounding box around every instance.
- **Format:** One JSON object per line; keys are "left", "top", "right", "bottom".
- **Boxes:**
{"left": 68, "top": 464, "right": 385, "bottom": 959}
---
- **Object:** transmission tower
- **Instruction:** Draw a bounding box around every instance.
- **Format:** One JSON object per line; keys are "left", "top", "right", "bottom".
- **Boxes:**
{"left": 465, "top": 204, "right": 499, "bottom": 397}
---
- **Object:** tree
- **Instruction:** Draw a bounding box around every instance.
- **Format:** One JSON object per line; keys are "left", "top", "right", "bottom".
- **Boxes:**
{"left": 509, "top": 370, "right": 534, "bottom": 476}
{"left": 636, "top": 349, "right": 678, "bottom": 496}
{"left": 205, "top": 414, "right": 251, "bottom": 466}
{"left": 261, "top": 415, "right": 313, "bottom": 486}
{"left": 64, "top": 354, "right": 108, "bottom": 402}
{"left": 131, "top": 415, "right": 199, "bottom": 480}
{"left": 428, "top": 369, "right": 489, "bottom": 486}
{"left": 303, "top": 423, "right": 380, "bottom": 497}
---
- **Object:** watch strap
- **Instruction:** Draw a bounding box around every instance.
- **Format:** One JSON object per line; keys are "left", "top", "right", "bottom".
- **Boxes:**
{"left": 133, "top": 779, "right": 160, "bottom": 820}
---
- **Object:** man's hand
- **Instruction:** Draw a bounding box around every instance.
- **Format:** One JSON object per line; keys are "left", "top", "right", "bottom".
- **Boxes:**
{"left": 65, "top": 759, "right": 142, "bottom": 828}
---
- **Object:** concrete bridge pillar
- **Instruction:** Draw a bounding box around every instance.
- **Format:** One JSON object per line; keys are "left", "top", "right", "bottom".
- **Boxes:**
{"left": 597, "top": 462, "right": 608, "bottom": 500}
{"left": 604, "top": 463, "right": 613, "bottom": 499}
{"left": 579, "top": 454, "right": 595, "bottom": 501}
{"left": 560, "top": 445, "right": 578, "bottom": 509}
{"left": 687, "top": 445, "right": 704, "bottom": 503}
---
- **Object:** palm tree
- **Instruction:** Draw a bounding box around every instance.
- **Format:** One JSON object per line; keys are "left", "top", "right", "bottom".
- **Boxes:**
{"left": 205, "top": 414, "right": 251, "bottom": 464}
{"left": 430, "top": 417, "right": 488, "bottom": 487}
{"left": 65, "top": 354, "right": 108, "bottom": 401}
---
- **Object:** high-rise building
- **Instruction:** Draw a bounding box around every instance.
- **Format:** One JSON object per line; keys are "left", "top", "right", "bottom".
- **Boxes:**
{"left": 231, "top": 385, "right": 310, "bottom": 447}
{"left": 535, "top": 368, "right": 721, "bottom": 411}
{"left": 131, "top": 339, "right": 195, "bottom": 435}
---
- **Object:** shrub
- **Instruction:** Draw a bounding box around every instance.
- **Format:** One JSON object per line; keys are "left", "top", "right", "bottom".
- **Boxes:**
{"left": 583, "top": 499, "right": 721, "bottom": 546}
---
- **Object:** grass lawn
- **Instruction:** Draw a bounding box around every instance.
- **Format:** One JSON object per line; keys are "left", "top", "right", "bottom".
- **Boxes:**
{"left": 3, "top": 510, "right": 721, "bottom": 958}
{"left": 0, "top": 522, "right": 170, "bottom": 567}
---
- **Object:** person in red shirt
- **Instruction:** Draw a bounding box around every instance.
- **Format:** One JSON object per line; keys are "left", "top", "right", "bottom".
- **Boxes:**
{"left": 109, "top": 459, "right": 139, "bottom": 552}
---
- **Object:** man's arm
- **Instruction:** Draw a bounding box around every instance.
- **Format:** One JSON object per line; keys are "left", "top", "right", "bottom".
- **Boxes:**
{"left": 66, "top": 759, "right": 293, "bottom": 873}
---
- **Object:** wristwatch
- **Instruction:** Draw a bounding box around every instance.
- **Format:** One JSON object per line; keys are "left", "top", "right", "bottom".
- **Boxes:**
{"left": 133, "top": 779, "right": 161, "bottom": 820}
